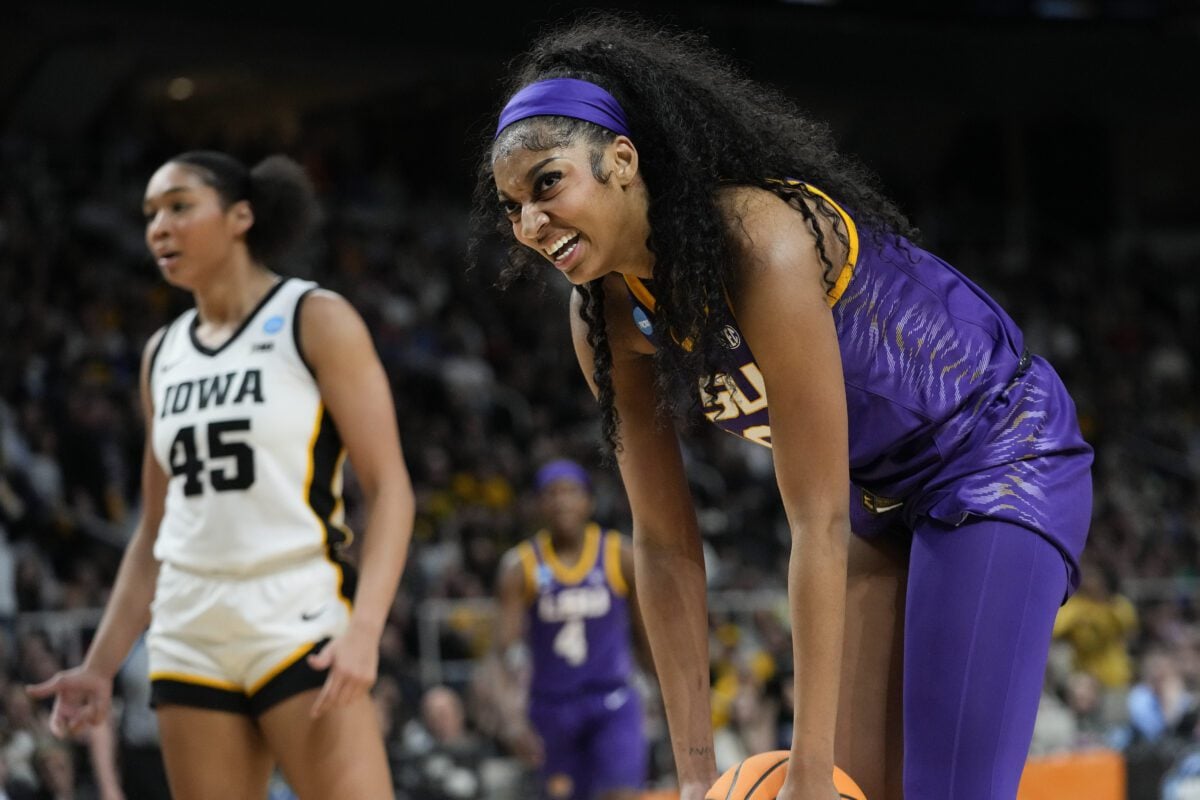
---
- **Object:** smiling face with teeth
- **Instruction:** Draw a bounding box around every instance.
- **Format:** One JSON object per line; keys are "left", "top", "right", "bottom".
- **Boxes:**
{"left": 492, "top": 121, "right": 653, "bottom": 285}
{"left": 142, "top": 162, "right": 254, "bottom": 291}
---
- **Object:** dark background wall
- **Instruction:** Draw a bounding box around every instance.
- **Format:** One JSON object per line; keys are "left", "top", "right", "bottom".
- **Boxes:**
{"left": 5, "top": 0, "right": 1199, "bottom": 239}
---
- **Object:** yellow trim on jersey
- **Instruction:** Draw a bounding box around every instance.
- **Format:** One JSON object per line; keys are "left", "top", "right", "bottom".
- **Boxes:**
{"left": 303, "top": 404, "right": 353, "bottom": 617}
{"left": 800, "top": 184, "right": 859, "bottom": 307}
{"left": 623, "top": 274, "right": 656, "bottom": 312}
{"left": 765, "top": 179, "right": 860, "bottom": 307}
{"left": 248, "top": 640, "right": 316, "bottom": 695}
{"left": 538, "top": 523, "right": 601, "bottom": 586}
{"left": 330, "top": 449, "right": 355, "bottom": 550}
{"left": 604, "top": 531, "right": 628, "bottom": 598}
{"left": 516, "top": 541, "right": 538, "bottom": 605}
{"left": 148, "top": 671, "right": 242, "bottom": 692}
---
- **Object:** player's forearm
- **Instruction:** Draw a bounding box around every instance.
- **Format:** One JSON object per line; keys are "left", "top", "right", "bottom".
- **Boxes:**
{"left": 633, "top": 527, "right": 717, "bottom": 787}
{"left": 348, "top": 478, "right": 414, "bottom": 638}
{"left": 787, "top": 517, "right": 848, "bottom": 773}
{"left": 84, "top": 524, "right": 159, "bottom": 678}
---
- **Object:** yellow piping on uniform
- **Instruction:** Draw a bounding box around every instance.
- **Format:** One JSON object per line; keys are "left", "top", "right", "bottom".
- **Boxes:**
{"left": 539, "top": 523, "right": 601, "bottom": 585}
{"left": 765, "top": 179, "right": 860, "bottom": 307}
{"left": 623, "top": 274, "right": 656, "bottom": 312}
{"left": 149, "top": 671, "right": 242, "bottom": 692}
{"left": 604, "top": 531, "right": 628, "bottom": 598}
{"left": 248, "top": 640, "right": 317, "bottom": 696}
{"left": 303, "top": 403, "right": 353, "bottom": 617}
{"left": 806, "top": 185, "right": 859, "bottom": 308}
{"left": 330, "top": 449, "right": 354, "bottom": 550}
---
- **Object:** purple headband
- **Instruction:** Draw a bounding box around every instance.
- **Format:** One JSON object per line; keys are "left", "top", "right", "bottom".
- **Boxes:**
{"left": 495, "top": 77, "right": 632, "bottom": 140}
{"left": 535, "top": 459, "right": 592, "bottom": 493}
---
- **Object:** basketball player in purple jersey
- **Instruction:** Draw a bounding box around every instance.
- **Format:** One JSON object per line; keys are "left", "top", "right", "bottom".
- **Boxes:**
{"left": 472, "top": 14, "right": 1094, "bottom": 800}
{"left": 490, "top": 459, "right": 650, "bottom": 800}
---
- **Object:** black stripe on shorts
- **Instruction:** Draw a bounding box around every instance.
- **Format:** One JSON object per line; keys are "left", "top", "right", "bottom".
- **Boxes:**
{"left": 151, "top": 679, "right": 251, "bottom": 715}
{"left": 248, "top": 638, "right": 330, "bottom": 717}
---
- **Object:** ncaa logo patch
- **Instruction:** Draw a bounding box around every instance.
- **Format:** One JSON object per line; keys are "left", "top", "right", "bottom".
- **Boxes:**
{"left": 536, "top": 564, "right": 554, "bottom": 591}
{"left": 262, "top": 315, "right": 285, "bottom": 334}
{"left": 720, "top": 324, "right": 741, "bottom": 349}
{"left": 632, "top": 307, "right": 654, "bottom": 336}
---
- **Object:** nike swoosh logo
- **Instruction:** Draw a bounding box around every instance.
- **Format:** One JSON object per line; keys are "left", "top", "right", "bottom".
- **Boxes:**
{"left": 300, "top": 605, "right": 327, "bottom": 622}
{"left": 159, "top": 358, "right": 186, "bottom": 372}
{"left": 872, "top": 501, "right": 903, "bottom": 513}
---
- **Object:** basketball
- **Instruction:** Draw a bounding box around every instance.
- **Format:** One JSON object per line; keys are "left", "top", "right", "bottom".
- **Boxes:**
{"left": 704, "top": 751, "right": 867, "bottom": 800}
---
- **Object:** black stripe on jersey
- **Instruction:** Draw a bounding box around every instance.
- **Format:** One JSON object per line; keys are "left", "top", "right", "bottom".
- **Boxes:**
{"left": 187, "top": 277, "right": 289, "bottom": 357}
{"left": 150, "top": 678, "right": 251, "bottom": 715}
{"left": 308, "top": 407, "right": 356, "bottom": 602}
{"left": 293, "top": 286, "right": 319, "bottom": 378}
{"left": 145, "top": 319, "right": 174, "bottom": 399}
{"left": 248, "top": 638, "right": 330, "bottom": 716}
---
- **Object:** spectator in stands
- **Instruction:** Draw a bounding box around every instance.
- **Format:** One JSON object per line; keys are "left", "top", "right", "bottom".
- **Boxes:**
{"left": 1053, "top": 559, "right": 1139, "bottom": 725}
{"left": 0, "top": 748, "right": 35, "bottom": 800}
{"left": 394, "top": 685, "right": 490, "bottom": 800}
{"left": 1127, "top": 646, "right": 1199, "bottom": 745}
{"left": 31, "top": 740, "right": 75, "bottom": 800}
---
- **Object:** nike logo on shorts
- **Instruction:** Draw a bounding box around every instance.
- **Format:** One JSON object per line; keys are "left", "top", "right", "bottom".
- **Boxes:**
{"left": 300, "top": 605, "right": 327, "bottom": 622}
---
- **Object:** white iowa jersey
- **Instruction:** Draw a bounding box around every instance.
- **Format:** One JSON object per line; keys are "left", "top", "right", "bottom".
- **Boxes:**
{"left": 149, "top": 278, "right": 351, "bottom": 575}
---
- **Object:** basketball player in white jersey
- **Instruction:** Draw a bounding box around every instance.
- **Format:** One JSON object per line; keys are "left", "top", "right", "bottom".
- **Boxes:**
{"left": 28, "top": 151, "right": 414, "bottom": 799}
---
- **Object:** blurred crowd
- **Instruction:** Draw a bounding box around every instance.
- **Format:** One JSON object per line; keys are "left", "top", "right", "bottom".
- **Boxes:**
{"left": 0, "top": 90, "right": 1197, "bottom": 799}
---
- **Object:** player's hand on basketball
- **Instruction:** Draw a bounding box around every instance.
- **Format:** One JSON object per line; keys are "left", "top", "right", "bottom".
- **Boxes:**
{"left": 776, "top": 774, "right": 840, "bottom": 800}
{"left": 25, "top": 666, "right": 113, "bottom": 738}
{"left": 307, "top": 624, "right": 379, "bottom": 719}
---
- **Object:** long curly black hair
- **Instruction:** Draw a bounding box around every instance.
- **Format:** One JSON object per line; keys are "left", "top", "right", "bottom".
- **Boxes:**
{"left": 470, "top": 12, "right": 917, "bottom": 453}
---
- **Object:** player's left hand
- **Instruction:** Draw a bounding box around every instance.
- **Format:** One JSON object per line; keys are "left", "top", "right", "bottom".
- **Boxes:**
{"left": 306, "top": 623, "right": 379, "bottom": 718}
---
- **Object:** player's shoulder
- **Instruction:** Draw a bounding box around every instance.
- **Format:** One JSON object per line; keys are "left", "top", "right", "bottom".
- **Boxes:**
{"left": 499, "top": 539, "right": 537, "bottom": 570}
{"left": 296, "top": 286, "right": 355, "bottom": 318}
{"left": 718, "top": 184, "right": 821, "bottom": 256}
{"left": 144, "top": 323, "right": 170, "bottom": 356}
{"left": 141, "top": 319, "right": 177, "bottom": 375}
{"left": 295, "top": 286, "right": 371, "bottom": 352}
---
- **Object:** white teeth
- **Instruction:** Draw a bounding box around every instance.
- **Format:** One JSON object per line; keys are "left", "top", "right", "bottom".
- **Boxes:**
{"left": 554, "top": 240, "right": 579, "bottom": 263}
{"left": 545, "top": 233, "right": 577, "bottom": 259}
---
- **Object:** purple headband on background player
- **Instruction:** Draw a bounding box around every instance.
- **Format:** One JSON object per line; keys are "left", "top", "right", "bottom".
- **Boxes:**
{"left": 494, "top": 77, "right": 632, "bottom": 139}
{"left": 535, "top": 459, "right": 592, "bottom": 493}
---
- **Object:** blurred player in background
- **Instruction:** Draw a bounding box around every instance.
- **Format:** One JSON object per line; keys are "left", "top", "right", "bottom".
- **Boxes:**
{"left": 474, "top": 13, "right": 1094, "bottom": 800}
{"left": 28, "top": 150, "right": 414, "bottom": 799}
{"left": 485, "top": 458, "right": 650, "bottom": 800}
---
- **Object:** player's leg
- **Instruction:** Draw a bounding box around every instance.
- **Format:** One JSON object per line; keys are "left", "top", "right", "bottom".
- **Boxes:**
{"left": 257, "top": 686, "right": 393, "bottom": 799}
{"left": 148, "top": 562, "right": 276, "bottom": 799}
{"left": 529, "top": 699, "right": 586, "bottom": 800}
{"left": 239, "top": 555, "right": 384, "bottom": 798}
{"left": 903, "top": 517, "right": 1069, "bottom": 799}
{"left": 156, "top": 705, "right": 274, "bottom": 800}
{"left": 586, "top": 686, "right": 647, "bottom": 800}
{"left": 835, "top": 530, "right": 907, "bottom": 800}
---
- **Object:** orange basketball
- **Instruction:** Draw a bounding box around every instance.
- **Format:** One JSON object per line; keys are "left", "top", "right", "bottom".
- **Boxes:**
{"left": 704, "top": 751, "right": 867, "bottom": 800}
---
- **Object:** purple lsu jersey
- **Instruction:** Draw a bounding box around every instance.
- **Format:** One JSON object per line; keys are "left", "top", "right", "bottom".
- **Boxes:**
{"left": 623, "top": 183, "right": 1093, "bottom": 587}
{"left": 517, "top": 524, "right": 635, "bottom": 699}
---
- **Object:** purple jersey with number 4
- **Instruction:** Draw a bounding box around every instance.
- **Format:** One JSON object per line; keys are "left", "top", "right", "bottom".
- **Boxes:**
{"left": 518, "top": 523, "right": 634, "bottom": 700}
